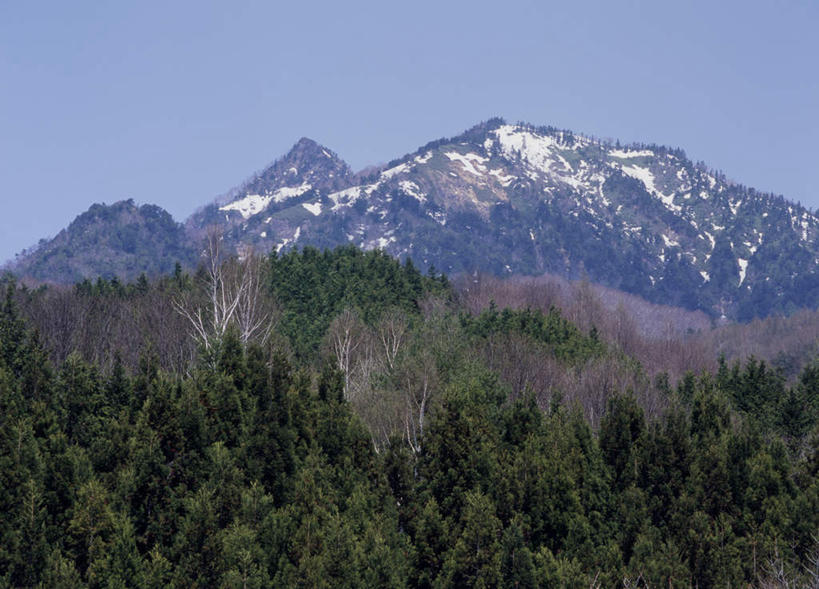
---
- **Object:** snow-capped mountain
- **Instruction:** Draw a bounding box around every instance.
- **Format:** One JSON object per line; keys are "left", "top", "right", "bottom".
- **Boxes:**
{"left": 10, "top": 119, "right": 818, "bottom": 320}
{"left": 195, "top": 119, "right": 818, "bottom": 320}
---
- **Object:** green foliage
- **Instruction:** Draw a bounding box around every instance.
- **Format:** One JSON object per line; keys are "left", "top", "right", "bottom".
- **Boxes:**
{"left": 270, "top": 245, "right": 449, "bottom": 359}
{"left": 0, "top": 254, "right": 818, "bottom": 587}
{"left": 460, "top": 304, "right": 605, "bottom": 362}
{"left": 13, "top": 200, "right": 195, "bottom": 284}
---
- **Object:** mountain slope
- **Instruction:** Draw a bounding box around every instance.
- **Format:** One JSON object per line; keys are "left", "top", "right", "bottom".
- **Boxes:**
{"left": 10, "top": 199, "right": 195, "bottom": 283}
{"left": 187, "top": 137, "right": 355, "bottom": 250}
{"left": 202, "top": 119, "right": 819, "bottom": 319}
{"left": 9, "top": 119, "right": 818, "bottom": 319}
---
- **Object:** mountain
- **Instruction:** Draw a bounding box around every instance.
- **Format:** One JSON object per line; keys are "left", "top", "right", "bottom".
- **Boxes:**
{"left": 9, "top": 199, "right": 195, "bottom": 283}
{"left": 9, "top": 119, "right": 819, "bottom": 319}
{"left": 186, "top": 137, "right": 355, "bottom": 249}
{"left": 200, "top": 119, "right": 819, "bottom": 320}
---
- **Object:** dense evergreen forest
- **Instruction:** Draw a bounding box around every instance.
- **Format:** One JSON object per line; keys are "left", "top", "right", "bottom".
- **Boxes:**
{"left": 1, "top": 245, "right": 818, "bottom": 587}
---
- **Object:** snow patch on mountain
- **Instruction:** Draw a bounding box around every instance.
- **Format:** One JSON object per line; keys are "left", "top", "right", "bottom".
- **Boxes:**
{"left": 489, "top": 169, "right": 515, "bottom": 186}
{"left": 399, "top": 180, "right": 426, "bottom": 203}
{"left": 302, "top": 202, "right": 322, "bottom": 216}
{"left": 276, "top": 227, "right": 301, "bottom": 253}
{"left": 610, "top": 149, "right": 655, "bottom": 159}
{"left": 445, "top": 152, "right": 488, "bottom": 176}
{"left": 620, "top": 165, "right": 681, "bottom": 213}
{"left": 328, "top": 186, "right": 364, "bottom": 211}
{"left": 220, "top": 182, "right": 313, "bottom": 219}
{"left": 738, "top": 259, "right": 748, "bottom": 284}
{"left": 220, "top": 194, "right": 269, "bottom": 219}
{"left": 381, "top": 163, "right": 409, "bottom": 180}
{"left": 494, "top": 125, "right": 558, "bottom": 172}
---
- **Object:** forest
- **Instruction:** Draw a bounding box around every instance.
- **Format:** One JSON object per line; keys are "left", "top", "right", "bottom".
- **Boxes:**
{"left": 1, "top": 243, "right": 818, "bottom": 587}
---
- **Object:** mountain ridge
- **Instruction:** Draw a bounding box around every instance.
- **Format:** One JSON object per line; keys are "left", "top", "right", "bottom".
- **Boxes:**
{"left": 8, "top": 118, "right": 818, "bottom": 320}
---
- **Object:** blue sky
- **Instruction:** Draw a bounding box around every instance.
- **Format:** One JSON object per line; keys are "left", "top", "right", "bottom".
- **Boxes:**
{"left": 1, "top": 0, "right": 817, "bottom": 263}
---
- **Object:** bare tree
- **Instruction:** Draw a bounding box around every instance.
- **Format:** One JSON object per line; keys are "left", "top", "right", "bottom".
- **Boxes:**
{"left": 398, "top": 346, "right": 437, "bottom": 454}
{"left": 327, "top": 308, "right": 365, "bottom": 397}
{"left": 174, "top": 228, "right": 274, "bottom": 353}
{"left": 377, "top": 308, "right": 408, "bottom": 371}
{"left": 232, "top": 249, "right": 275, "bottom": 346}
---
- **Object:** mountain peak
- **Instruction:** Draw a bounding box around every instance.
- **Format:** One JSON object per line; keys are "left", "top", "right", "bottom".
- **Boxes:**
{"left": 284, "top": 137, "right": 342, "bottom": 163}
{"left": 11, "top": 200, "right": 193, "bottom": 283}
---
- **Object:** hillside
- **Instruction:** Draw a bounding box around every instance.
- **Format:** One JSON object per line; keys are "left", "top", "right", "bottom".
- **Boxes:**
{"left": 8, "top": 199, "right": 195, "bottom": 283}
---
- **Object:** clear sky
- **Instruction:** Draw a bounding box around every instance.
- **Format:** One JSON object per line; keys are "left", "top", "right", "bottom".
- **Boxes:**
{"left": 1, "top": 0, "right": 817, "bottom": 263}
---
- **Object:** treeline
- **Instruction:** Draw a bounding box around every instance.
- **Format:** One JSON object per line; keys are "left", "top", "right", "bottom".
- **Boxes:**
{"left": 0, "top": 246, "right": 818, "bottom": 586}
{"left": 456, "top": 271, "right": 819, "bottom": 384}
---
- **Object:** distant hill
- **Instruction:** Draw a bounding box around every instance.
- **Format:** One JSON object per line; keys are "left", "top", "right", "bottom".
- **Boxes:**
{"left": 9, "top": 199, "right": 195, "bottom": 283}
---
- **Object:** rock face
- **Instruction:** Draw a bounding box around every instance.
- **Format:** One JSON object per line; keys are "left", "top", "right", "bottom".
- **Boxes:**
{"left": 10, "top": 119, "right": 819, "bottom": 319}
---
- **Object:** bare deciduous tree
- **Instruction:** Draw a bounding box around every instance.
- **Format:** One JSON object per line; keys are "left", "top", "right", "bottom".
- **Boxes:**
{"left": 327, "top": 307, "right": 365, "bottom": 397}
{"left": 174, "top": 229, "right": 275, "bottom": 353}
{"left": 377, "top": 308, "right": 408, "bottom": 371}
{"left": 232, "top": 247, "right": 275, "bottom": 345}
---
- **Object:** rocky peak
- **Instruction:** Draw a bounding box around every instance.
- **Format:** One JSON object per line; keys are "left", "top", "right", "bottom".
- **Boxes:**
{"left": 245, "top": 137, "right": 353, "bottom": 195}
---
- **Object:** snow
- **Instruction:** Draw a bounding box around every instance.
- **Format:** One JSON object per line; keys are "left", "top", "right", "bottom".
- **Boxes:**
{"left": 272, "top": 183, "right": 312, "bottom": 203}
{"left": 275, "top": 227, "right": 301, "bottom": 253}
{"left": 376, "top": 236, "right": 396, "bottom": 249}
{"left": 729, "top": 201, "right": 740, "bottom": 215}
{"left": 494, "top": 125, "right": 557, "bottom": 172}
{"left": 445, "top": 151, "right": 488, "bottom": 176}
{"left": 493, "top": 125, "right": 602, "bottom": 192}
{"left": 620, "top": 165, "right": 680, "bottom": 212}
{"left": 328, "top": 186, "right": 363, "bottom": 211}
{"left": 220, "top": 194, "right": 270, "bottom": 219}
{"left": 489, "top": 169, "right": 515, "bottom": 186}
{"left": 222, "top": 183, "right": 314, "bottom": 219}
{"left": 609, "top": 149, "right": 654, "bottom": 159}
{"left": 399, "top": 180, "right": 426, "bottom": 203}
{"left": 738, "top": 259, "right": 748, "bottom": 284}
{"left": 703, "top": 231, "right": 715, "bottom": 249}
{"left": 700, "top": 271, "right": 710, "bottom": 282}
{"left": 428, "top": 210, "right": 447, "bottom": 226}
{"left": 380, "top": 162, "right": 409, "bottom": 180}
{"left": 288, "top": 167, "right": 298, "bottom": 175}
{"left": 661, "top": 234, "right": 679, "bottom": 248}
{"left": 302, "top": 202, "right": 322, "bottom": 216}
{"left": 529, "top": 229, "right": 535, "bottom": 241}
{"left": 260, "top": 231, "right": 267, "bottom": 238}
{"left": 414, "top": 152, "right": 433, "bottom": 164}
